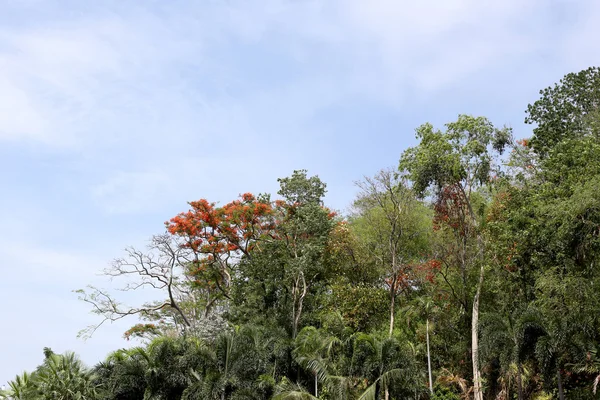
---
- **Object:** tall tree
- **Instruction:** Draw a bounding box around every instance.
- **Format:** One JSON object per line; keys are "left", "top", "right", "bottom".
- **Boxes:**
{"left": 231, "top": 170, "right": 336, "bottom": 339}
{"left": 400, "top": 114, "right": 511, "bottom": 400}
{"left": 293, "top": 326, "right": 341, "bottom": 397}
{"left": 526, "top": 66, "right": 600, "bottom": 158}
{"left": 351, "top": 169, "right": 430, "bottom": 337}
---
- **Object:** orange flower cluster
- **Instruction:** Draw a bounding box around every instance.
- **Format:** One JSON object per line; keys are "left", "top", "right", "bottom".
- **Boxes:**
{"left": 166, "top": 193, "right": 275, "bottom": 288}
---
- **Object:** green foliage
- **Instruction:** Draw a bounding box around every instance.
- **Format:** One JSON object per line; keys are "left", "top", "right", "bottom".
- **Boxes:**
{"left": 1, "top": 351, "right": 99, "bottom": 400}
{"left": 327, "top": 283, "right": 388, "bottom": 332}
{"left": 431, "top": 385, "right": 461, "bottom": 400}
{"left": 526, "top": 66, "right": 600, "bottom": 157}
{"left": 400, "top": 114, "right": 511, "bottom": 196}
{"left": 278, "top": 169, "right": 327, "bottom": 205}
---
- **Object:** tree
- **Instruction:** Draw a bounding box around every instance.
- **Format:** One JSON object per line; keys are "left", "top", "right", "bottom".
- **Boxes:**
{"left": 403, "top": 295, "right": 439, "bottom": 396}
{"left": 276, "top": 170, "right": 335, "bottom": 338}
{"left": 185, "top": 326, "right": 271, "bottom": 400}
{"left": 400, "top": 114, "right": 511, "bottom": 400}
{"left": 94, "top": 348, "right": 147, "bottom": 400}
{"left": 76, "top": 234, "right": 204, "bottom": 339}
{"left": 231, "top": 170, "right": 336, "bottom": 339}
{"left": 34, "top": 350, "right": 100, "bottom": 400}
{"left": 167, "top": 193, "right": 275, "bottom": 303}
{"left": 352, "top": 168, "right": 430, "bottom": 337}
{"left": 525, "top": 66, "right": 600, "bottom": 158}
{"left": 293, "top": 326, "right": 341, "bottom": 397}
{"left": 351, "top": 333, "right": 418, "bottom": 400}
{"left": 0, "top": 372, "right": 36, "bottom": 400}
{"left": 2, "top": 350, "right": 100, "bottom": 400}
{"left": 272, "top": 378, "right": 319, "bottom": 400}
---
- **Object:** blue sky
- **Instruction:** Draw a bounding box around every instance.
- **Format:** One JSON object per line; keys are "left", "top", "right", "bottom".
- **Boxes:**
{"left": 1, "top": 0, "right": 599, "bottom": 383}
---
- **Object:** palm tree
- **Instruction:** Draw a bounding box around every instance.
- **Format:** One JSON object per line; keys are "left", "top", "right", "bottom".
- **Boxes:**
{"left": 482, "top": 306, "right": 546, "bottom": 400}
{"left": 402, "top": 296, "right": 438, "bottom": 396}
{"left": 293, "top": 326, "right": 341, "bottom": 398}
{"left": 35, "top": 351, "right": 100, "bottom": 400}
{"left": 94, "top": 348, "right": 148, "bottom": 399}
{"left": 570, "top": 347, "right": 600, "bottom": 395}
{"left": 186, "top": 326, "right": 269, "bottom": 399}
{"left": 142, "top": 337, "right": 190, "bottom": 399}
{"left": 0, "top": 372, "right": 36, "bottom": 400}
{"left": 272, "top": 377, "right": 319, "bottom": 400}
{"left": 351, "top": 333, "right": 417, "bottom": 400}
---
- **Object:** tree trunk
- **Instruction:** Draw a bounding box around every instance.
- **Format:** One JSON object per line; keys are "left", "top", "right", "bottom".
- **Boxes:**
{"left": 472, "top": 264, "right": 484, "bottom": 400}
{"left": 292, "top": 272, "right": 307, "bottom": 338}
{"left": 384, "top": 387, "right": 389, "bottom": 400}
{"left": 314, "top": 372, "right": 318, "bottom": 398}
{"left": 517, "top": 362, "right": 524, "bottom": 400}
{"left": 427, "top": 319, "right": 433, "bottom": 395}
{"left": 388, "top": 291, "right": 396, "bottom": 337}
{"left": 557, "top": 368, "right": 565, "bottom": 400}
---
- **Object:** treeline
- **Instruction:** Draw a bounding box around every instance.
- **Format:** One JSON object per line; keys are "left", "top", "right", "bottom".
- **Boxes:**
{"left": 4, "top": 67, "right": 600, "bottom": 400}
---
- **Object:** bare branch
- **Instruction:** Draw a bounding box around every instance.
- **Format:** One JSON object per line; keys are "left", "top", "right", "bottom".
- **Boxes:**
{"left": 76, "top": 234, "right": 202, "bottom": 339}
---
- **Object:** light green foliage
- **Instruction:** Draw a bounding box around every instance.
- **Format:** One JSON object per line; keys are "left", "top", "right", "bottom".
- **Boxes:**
{"left": 278, "top": 170, "right": 327, "bottom": 205}
{"left": 350, "top": 333, "right": 420, "bottom": 400}
{"left": 400, "top": 114, "right": 511, "bottom": 197}
{"left": 1, "top": 350, "right": 100, "bottom": 400}
{"left": 0, "top": 372, "right": 36, "bottom": 400}
{"left": 351, "top": 169, "right": 432, "bottom": 336}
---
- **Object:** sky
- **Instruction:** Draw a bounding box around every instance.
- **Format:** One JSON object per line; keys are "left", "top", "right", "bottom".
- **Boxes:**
{"left": 1, "top": 0, "right": 599, "bottom": 384}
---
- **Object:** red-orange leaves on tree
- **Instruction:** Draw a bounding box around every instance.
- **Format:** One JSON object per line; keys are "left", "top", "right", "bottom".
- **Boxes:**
{"left": 167, "top": 193, "right": 274, "bottom": 297}
{"left": 416, "top": 259, "right": 442, "bottom": 284}
{"left": 433, "top": 184, "right": 471, "bottom": 237}
{"left": 123, "top": 323, "right": 160, "bottom": 341}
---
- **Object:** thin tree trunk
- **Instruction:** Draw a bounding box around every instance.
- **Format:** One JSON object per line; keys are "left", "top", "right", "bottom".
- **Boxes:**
{"left": 557, "top": 368, "right": 565, "bottom": 400}
{"left": 472, "top": 264, "right": 484, "bottom": 400}
{"left": 384, "top": 387, "right": 389, "bottom": 400}
{"left": 517, "top": 362, "right": 524, "bottom": 400}
{"left": 388, "top": 291, "right": 396, "bottom": 337}
{"left": 314, "top": 372, "right": 318, "bottom": 398}
{"left": 292, "top": 272, "right": 307, "bottom": 338}
{"left": 427, "top": 318, "right": 433, "bottom": 395}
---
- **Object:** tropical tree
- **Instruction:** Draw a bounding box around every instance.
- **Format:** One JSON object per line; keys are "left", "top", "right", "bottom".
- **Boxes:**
{"left": 400, "top": 114, "right": 512, "bottom": 400}
{"left": 230, "top": 170, "right": 336, "bottom": 340}
{"left": 351, "top": 333, "right": 418, "bottom": 400}
{"left": 525, "top": 66, "right": 600, "bottom": 158}
{"left": 293, "top": 326, "right": 341, "bottom": 398}
{"left": 351, "top": 168, "right": 430, "bottom": 337}
{"left": 34, "top": 350, "right": 100, "bottom": 400}
{"left": 0, "top": 372, "right": 36, "bottom": 400}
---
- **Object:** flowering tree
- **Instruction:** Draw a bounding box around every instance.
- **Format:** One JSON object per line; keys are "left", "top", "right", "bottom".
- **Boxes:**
{"left": 166, "top": 193, "right": 275, "bottom": 306}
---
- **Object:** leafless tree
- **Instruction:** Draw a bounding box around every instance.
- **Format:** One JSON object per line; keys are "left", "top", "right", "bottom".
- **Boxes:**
{"left": 76, "top": 234, "right": 223, "bottom": 339}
